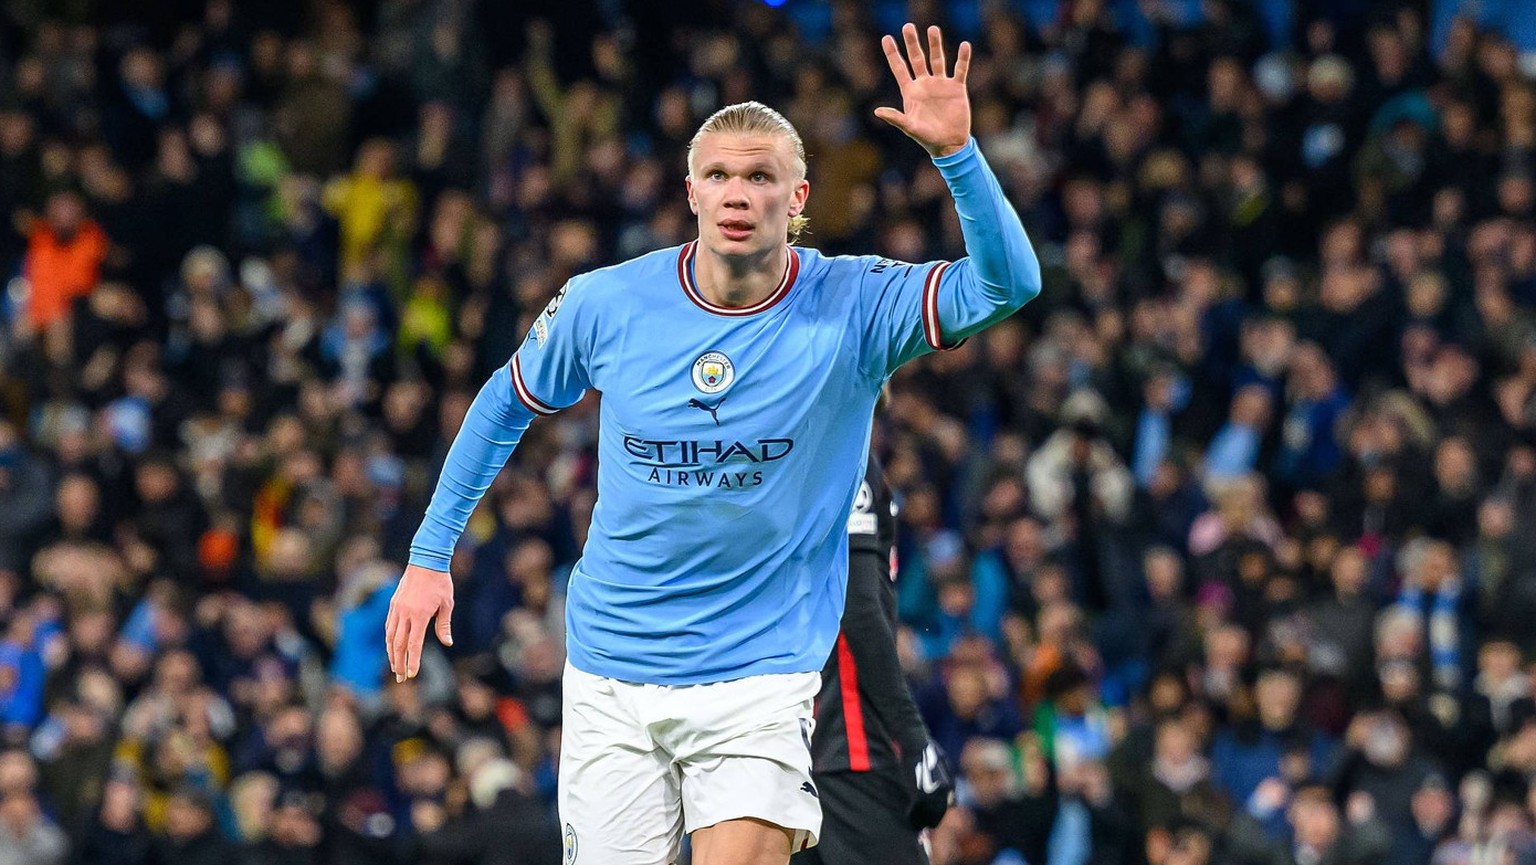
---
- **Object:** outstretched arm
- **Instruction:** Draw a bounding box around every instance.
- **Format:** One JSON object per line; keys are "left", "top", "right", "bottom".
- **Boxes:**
{"left": 875, "top": 25, "right": 1040, "bottom": 355}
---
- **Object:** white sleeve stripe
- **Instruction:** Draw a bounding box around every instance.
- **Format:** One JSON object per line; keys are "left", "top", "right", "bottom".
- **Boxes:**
{"left": 921, "top": 261, "right": 952, "bottom": 351}
{"left": 510, "top": 355, "right": 560, "bottom": 415}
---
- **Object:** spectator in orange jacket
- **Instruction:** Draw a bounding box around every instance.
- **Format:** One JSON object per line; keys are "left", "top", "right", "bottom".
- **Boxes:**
{"left": 24, "top": 190, "right": 108, "bottom": 332}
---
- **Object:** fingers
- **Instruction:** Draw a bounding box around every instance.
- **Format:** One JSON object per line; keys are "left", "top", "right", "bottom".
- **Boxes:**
{"left": 385, "top": 603, "right": 400, "bottom": 678}
{"left": 388, "top": 601, "right": 451, "bottom": 683}
{"left": 881, "top": 34, "right": 912, "bottom": 84}
{"left": 387, "top": 566, "right": 456, "bottom": 684}
{"left": 902, "top": 23, "right": 928, "bottom": 77}
{"left": 892, "top": 24, "right": 963, "bottom": 81}
{"left": 405, "top": 616, "right": 428, "bottom": 679}
{"left": 955, "top": 41, "right": 972, "bottom": 84}
{"left": 392, "top": 615, "right": 411, "bottom": 683}
{"left": 434, "top": 599, "right": 454, "bottom": 647}
{"left": 873, "top": 106, "right": 907, "bottom": 130}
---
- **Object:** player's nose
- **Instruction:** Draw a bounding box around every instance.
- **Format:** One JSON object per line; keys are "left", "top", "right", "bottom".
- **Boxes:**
{"left": 721, "top": 177, "right": 750, "bottom": 207}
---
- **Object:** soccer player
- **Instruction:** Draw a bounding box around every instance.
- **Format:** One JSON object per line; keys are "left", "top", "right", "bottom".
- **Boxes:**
{"left": 794, "top": 453, "right": 953, "bottom": 865}
{"left": 387, "top": 23, "right": 1041, "bottom": 865}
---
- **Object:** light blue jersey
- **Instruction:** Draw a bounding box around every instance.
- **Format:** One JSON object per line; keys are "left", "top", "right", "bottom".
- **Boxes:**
{"left": 410, "top": 138, "right": 1040, "bottom": 684}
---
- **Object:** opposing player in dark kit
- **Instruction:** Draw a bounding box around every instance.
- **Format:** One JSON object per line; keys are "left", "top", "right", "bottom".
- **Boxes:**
{"left": 794, "top": 454, "right": 953, "bottom": 865}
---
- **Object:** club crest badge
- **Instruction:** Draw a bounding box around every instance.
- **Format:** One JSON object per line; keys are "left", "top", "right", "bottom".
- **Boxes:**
{"left": 691, "top": 351, "right": 735, "bottom": 394}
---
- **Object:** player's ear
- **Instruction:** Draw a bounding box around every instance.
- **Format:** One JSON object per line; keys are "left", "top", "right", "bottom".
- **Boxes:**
{"left": 686, "top": 176, "right": 698, "bottom": 214}
{"left": 789, "top": 178, "right": 809, "bottom": 217}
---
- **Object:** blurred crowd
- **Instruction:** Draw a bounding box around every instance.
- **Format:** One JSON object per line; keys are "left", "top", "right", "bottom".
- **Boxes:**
{"left": 0, "top": 0, "right": 1535, "bottom": 863}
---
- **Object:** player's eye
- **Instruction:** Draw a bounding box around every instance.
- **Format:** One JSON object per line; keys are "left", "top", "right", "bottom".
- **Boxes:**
{"left": 708, "top": 170, "right": 726, "bottom": 180}
{"left": 751, "top": 172, "right": 768, "bottom": 182}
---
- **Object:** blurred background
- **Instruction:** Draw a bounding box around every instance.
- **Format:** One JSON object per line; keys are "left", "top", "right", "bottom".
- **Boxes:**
{"left": 0, "top": 0, "right": 1534, "bottom": 863}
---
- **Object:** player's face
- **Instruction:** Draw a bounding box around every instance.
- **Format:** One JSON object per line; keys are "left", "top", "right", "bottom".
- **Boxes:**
{"left": 686, "top": 132, "right": 809, "bottom": 256}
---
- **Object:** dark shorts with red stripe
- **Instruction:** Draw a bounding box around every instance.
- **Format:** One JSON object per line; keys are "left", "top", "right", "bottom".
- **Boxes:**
{"left": 791, "top": 765, "right": 928, "bottom": 865}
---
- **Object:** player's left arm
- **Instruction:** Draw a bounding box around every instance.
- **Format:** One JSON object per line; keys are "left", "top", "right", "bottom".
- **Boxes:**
{"left": 844, "top": 458, "right": 954, "bottom": 827}
{"left": 843, "top": 540, "right": 955, "bottom": 828}
{"left": 869, "top": 24, "right": 1041, "bottom": 372}
{"left": 842, "top": 535, "right": 929, "bottom": 760}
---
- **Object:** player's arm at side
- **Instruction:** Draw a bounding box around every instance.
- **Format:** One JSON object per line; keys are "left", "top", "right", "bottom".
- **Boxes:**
{"left": 841, "top": 539, "right": 929, "bottom": 763}
{"left": 842, "top": 471, "right": 954, "bottom": 828}
{"left": 388, "top": 279, "right": 592, "bottom": 680}
{"left": 861, "top": 140, "right": 1041, "bottom": 376}
{"left": 410, "top": 278, "right": 591, "bottom": 568}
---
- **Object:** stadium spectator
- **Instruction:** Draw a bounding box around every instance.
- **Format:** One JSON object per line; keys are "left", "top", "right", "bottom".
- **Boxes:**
{"left": 22, "top": 189, "right": 108, "bottom": 334}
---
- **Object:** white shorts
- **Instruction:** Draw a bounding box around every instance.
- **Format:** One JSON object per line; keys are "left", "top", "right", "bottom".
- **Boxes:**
{"left": 558, "top": 662, "right": 822, "bottom": 864}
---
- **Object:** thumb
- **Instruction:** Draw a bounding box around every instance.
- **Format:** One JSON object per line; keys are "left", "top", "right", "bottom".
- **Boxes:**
{"left": 873, "top": 106, "right": 907, "bottom": 129}
{"left": 435, "top": 605, "right": 454, "bottom": 647}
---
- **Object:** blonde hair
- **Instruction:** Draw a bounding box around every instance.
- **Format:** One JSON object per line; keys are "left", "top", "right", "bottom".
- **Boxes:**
{"left": 688, "top": 101, "right": 810, "bottom": 242}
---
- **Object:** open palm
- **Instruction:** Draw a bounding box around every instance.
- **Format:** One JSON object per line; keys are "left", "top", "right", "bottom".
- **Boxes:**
{"left": 876, "top": 24, "right": 973, "bottom": 158}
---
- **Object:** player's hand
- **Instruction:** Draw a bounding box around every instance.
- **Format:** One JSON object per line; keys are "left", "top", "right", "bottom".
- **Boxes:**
{"left": 904, "top": 738, "right": 955, "bottom": 830}
{"left": 385, "top": 563, "right": 455, "bottom": 682}
{"left": 875, "top": 24, "right": 972, "bottom": 158}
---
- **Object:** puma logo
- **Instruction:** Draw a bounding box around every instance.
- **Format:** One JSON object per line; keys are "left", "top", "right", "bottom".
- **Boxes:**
{"left": 687, "top": 397, "right": 724, "bottom": 425}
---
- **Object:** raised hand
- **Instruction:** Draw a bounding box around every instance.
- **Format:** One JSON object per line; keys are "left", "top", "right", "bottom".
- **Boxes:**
{"left": 875, "top": 24, "right": 972, "bottom": 158}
